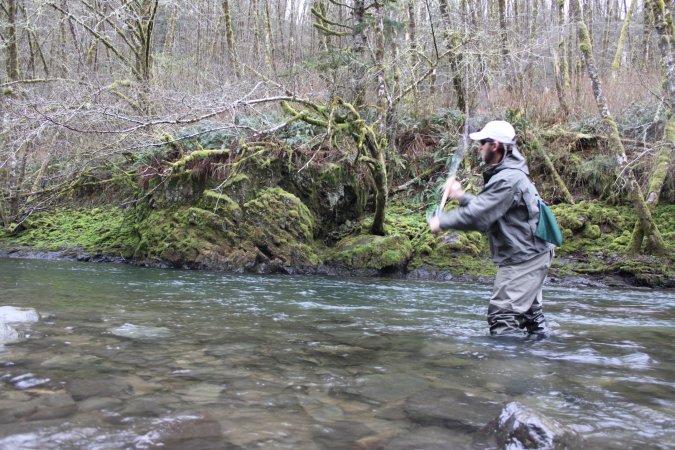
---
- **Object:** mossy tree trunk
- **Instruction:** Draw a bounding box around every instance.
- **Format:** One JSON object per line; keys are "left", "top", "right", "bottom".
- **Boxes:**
{"left": 529, "top": 132, "right": 575, "bottom": 204}
{"left": 610, "top": 0, "right": 635, "bottom": 74}
{"left": 351, "top": 0, "right": 367, "bottom": 106}
{"left": 641, "top": 0, "right": 654, "bottom": 68}
{"left": 575, "top": 0, "right": 667, "bottom": 256}
{"left": 222, "top": 0, "right": 241, "bottom": 78}
{"left": 630, "top": 0, "right": 674, "bottom": 253}
{"left": 554, "top": 0, "right": 571, "bottom": 116}
{"left": 439, "top": 0, "right": 467, "bottom": 112}
{"left": 5, "top": 0, "right": 20, "bottom": 80}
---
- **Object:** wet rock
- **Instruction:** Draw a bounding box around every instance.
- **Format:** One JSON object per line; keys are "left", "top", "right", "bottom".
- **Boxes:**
{"left": 385, "top": 426, "right": 474, "bottom": 450}
{"left": 299, "top": 396, "right": 344, "bottom": 422}
{"left": 78, "top": 396, "right": 124, "bottom": 412}
{"left": 312, "top": 420, "right": 374, "bottom": 450}
{"left": 0, "top": 399, "right": 37, "bottom": 423}
{"left": 0, "top": 322, "right": 19, "bottom": 344}
{"left": 121, "top": 398, "right": 168, "bottom": 417}
{"left": 5, "top": 372, "right": 50, "bottom": 390}
{"left": 0, "top": 393, "right": 77, "bottom": 423}
{"left": 175, "top": 383, "right": 223, "bottom": 404}
{"left": 485, "top": 401, "right": 584, "bottom": 449}
{"left": 133, "top": 413, "right": 236, "bottom": 449}
{"left": 0, "top": 306, "right": 40, "bottom": 323}
{"left": 109, "top": 323, "right": 172, "bottom": 340}
{"left": 66, "top": 377, "right": 133, "bottom": 401}
{"left": 41, "top": 354, "right": 101, "bottom": 369}
{"left": 27, "top": 393, "right": 77, "bottom": 421}
{"left": 406, "top": 266, "right": 455, "bottom": 281}
{"left": 338, "top": 373, "right": 430, "bottom": 403}
{"left": 404, "top": 388, "right": 501, "bottom": 432}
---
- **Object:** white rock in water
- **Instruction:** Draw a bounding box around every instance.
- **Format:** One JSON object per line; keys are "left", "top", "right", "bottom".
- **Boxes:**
{"left": 0, "top": 322, "right": 19, "bottom": 344}
{"left": 0, "top": 306, "right": 40, "bottom": 324}
{"left": 109, "top": 323, "right": 172, "bottom": 340}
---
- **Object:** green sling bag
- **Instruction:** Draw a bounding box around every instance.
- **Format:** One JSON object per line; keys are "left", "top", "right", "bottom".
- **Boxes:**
{"left": 531, "top": 187, "right": 563, "bottom": 247}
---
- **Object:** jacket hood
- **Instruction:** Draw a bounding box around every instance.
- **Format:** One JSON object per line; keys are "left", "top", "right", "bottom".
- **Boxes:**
{"left": 485, "top": 146, "right": 529, "bottom": 180}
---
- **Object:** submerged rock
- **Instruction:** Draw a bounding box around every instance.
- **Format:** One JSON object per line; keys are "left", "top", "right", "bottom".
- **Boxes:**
{"left": 133, "top": 413, "right": 234, "bottom": 449}
{"left": 66, "top": 377, "right": 133, "bottom": 401}
{"left": 109, "top": 323, "right": 172, "bottom": 340}
{"left": 404, "top": 387, "right": 501, "bottom": 432}
{"left": 486, "top": 401, "right": 584, "bottom": 449}
{"left": 385, "top": 426, "right": 474, "bottom": 450}
{"left": 311, "top": 420, "right": 374, "bottom": 450}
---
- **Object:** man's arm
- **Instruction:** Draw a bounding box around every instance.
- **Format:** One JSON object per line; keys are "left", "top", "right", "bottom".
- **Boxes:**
{"left": 437, "top": 178, "right": 514, "bottom": 232}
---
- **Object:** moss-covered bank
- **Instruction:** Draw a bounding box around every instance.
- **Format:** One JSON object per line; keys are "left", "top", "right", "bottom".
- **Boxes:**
{"left": 1, "top": 195, "right": 672, "bottom": 288}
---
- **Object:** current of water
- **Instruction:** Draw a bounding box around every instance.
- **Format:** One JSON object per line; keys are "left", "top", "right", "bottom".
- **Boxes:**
{"left": 0, "top": 258, "right": 673, "bottom": 449}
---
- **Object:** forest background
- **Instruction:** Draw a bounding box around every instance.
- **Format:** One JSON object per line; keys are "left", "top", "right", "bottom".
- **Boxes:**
{"left": 0, "top": 0, "right": 673, "bottom": 286}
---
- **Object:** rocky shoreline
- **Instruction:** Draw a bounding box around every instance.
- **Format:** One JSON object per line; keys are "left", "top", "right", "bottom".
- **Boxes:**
{"left": 1, "top": 245, "right": 668, "bottom": 290}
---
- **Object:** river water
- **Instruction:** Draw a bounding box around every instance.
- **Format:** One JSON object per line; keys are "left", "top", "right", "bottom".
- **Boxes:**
{"left": 0, "top": 258, "right": 673, "bottom": 449}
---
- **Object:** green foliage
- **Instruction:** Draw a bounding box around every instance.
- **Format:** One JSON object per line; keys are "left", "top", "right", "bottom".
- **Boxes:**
{"left": 615, "top": 102, "right": 663, "bottom": 141}
{"left": 569, "top": 114, "right": 605, "bottom": 134}
{"left": 274, "top": 119, "right": 321, "bottom": 148}
{"left": 565, "top": 153, "right": 617, "bottom": 198}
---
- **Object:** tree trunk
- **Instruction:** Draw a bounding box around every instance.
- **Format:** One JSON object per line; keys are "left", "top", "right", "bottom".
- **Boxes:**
{"left": 163, "top": 4, "right": 179, "bottom": 54}
{"left": 222, "top": 0, "right": 241, "bottom": 78}
{"left": 575, "top": 0, "right": 667, "bottom": 255}
{"left": 555, "top": 0, "right": 571, "bottom": 116}
{"left": 630, "top": 0, "right": 674, "bottom": 253}
{"left": 498, "top": 0, "right": 509, "bottom": 59}
{"left": 530, "top": 132, "right": 575, "bottom": 204}
{"left": 439, "top": 0, "right": 467, "bottom": 112}
{"left": 407, "top": 0, "right": 416, "bottom": 50}
{"left": 641, "top": 0, "right": 653, "bottom": 68}
{"left": 6, "top": 0, "right": 20, "bottom": 80}
{"left": 611, "top": 0, "right": 635, "bottom": 74}
{"left": 350, "top": 0, "right": 367, "bottom": 106}
{"left": 264, "top": 0, "right": 276, "bottom": 72}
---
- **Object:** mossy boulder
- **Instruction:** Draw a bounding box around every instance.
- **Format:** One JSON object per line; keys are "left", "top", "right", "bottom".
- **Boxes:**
{"left": 133, "top": 206, "right": 237, "bottom": 268}
{"left": 330, "top": 234, "right": 413, "bottom": 270}
{"left": 134, "top": 187, "right": 320, "bottom": 271}
{"left": 277, "top": 162, "right": 365, "bottom": 238}
{"left": 241, "top": 187, "right": 319, "bottom": 268}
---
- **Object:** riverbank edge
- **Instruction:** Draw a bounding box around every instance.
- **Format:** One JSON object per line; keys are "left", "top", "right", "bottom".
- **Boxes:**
{"left": 0, "top": 245, "right": 669, "bottom": 290}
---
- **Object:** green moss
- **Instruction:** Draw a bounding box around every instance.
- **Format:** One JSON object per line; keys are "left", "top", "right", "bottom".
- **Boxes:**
{"left": 331, "top": 234, "right": 413, "bottom": 270}
{"left": 198, "top": 190, "right": 242, "bottom": 221}
{"left": 134, "top": 206, "right": 238, "bottom": 266}
{"left": 0, "top": 207, "right": 138, "bottom": 257}
{"left": 242, "top": 187, "right": 320, "bottom": 266}
{"left": 551, "top": 201, "right": 638, "bottom": 254}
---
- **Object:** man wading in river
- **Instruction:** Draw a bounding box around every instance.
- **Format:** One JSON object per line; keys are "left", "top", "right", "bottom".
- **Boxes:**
{"left": 428, "top": 120, "right": 553, "bottom": 337}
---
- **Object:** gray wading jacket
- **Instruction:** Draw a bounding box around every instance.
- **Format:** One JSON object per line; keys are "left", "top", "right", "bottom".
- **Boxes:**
{"left": 438, "top": 148, "right": 551, "bottom": 266}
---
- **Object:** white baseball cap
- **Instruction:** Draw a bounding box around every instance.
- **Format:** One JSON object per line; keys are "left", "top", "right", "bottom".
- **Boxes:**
{"left": 469, "top": 120, "right": 516, "bottom": 144}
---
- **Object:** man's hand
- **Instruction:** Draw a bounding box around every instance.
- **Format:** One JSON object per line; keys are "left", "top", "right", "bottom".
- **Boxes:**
{"left": 428, "top": 215, "right": 441, "bottom": 234}
{"left": 443, "top": 177, "right": 465, "bottom": 200}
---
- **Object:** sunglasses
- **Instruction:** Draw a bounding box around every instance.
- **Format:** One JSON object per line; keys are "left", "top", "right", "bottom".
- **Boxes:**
{"left": 479, "top": 139, "right": 495, "bottom": 145}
